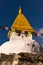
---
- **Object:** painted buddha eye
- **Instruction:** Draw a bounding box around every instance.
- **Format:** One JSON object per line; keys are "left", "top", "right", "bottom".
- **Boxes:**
{"left": 18, "top": 33, "right": 20, "bottom": 36}
{"left": 27, "top": 43, "right": 29, "bottom": 45}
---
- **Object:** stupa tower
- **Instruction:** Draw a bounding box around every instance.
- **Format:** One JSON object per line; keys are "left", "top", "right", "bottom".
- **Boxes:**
{"left": 8, "top": 6, "right": 34, "bottom": 40}
{"left": 0, "top": 7, "right": 41, "bottom": 55}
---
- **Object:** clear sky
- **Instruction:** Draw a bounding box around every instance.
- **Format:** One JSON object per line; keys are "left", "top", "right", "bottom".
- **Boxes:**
{"left": 0, "top": 0, "right": 43, "bottom": 45}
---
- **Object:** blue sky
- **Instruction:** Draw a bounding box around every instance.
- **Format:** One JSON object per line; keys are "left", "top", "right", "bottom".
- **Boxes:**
{"left": 0, "top": 0, "right": 43, "bottom": 45}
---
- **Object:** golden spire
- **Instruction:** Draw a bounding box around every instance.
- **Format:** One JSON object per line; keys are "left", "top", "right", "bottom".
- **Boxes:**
{"left": 8, "top": 6, "right": 35, "bottom": 38}
{"left": 19, "top": 6, "right": 22, "bottom": 14}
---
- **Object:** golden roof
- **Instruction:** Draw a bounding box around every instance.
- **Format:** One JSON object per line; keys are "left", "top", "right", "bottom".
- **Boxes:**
{"left": 11, "top": 7, "right": 34, "bottom": 31}
{"left": 8, "top": 7, "right": 34, "bottom": 38}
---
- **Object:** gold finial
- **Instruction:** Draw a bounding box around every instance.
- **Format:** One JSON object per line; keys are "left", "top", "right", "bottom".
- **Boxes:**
{"left": 19, "top": 6, "right": 22, "bottom": 14}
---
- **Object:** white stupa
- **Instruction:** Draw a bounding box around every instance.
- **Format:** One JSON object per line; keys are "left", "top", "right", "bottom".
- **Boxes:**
{"left": 0, "top": 7, "right": 40, "bottom": 55}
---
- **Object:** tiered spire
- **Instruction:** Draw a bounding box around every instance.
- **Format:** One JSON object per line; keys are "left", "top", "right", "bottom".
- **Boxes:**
{"left": 8, "top": 6, "right": 35, "bottom": 38}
